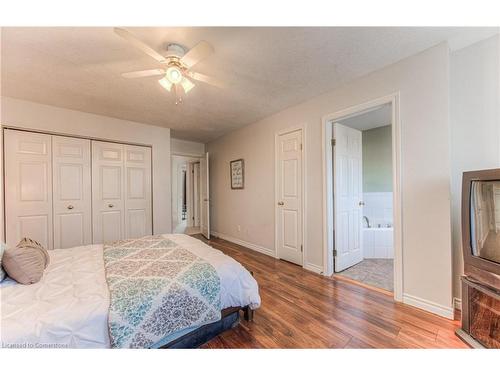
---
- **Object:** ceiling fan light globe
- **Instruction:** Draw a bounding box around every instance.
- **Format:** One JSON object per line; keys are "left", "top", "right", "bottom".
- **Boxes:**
{"left": 158, "top": 77, "right": 173, "bottom": 92}
{"left": 181, "top": 77, "right": 195, "bottom": 93}
{"left": 166, "top": 66, "right": 183, "bottom": 84}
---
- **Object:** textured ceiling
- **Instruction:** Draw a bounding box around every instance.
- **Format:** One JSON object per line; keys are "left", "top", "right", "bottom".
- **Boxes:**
{"left": 1, "top": 27, "right": 498, "bottom": 142}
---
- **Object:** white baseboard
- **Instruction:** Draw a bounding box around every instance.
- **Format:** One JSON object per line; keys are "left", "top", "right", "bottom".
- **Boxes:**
{"left": 304, "top": 263, "right": 323, "bottom": 275}
{"left": 453, "top": 297, "right": 462, "bottom": 311}
{"left": 210, "top": 231, "right": 276, "bottom": 258}
{"left": 403, "top": 293, "right": 454, "bottom": 319}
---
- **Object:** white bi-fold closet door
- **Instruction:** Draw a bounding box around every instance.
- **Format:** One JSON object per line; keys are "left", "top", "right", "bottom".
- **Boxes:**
{"left": 4, "top": 129, "right": 152, "bottom": 249}
{"left": 52, "top": 135, "right": 92, "bottom": 249}
{"left": 4, "top": 130, "right": 54, "bottom": 249}
{"left": 91, "top": 141, "right": 152, "bottom": 244}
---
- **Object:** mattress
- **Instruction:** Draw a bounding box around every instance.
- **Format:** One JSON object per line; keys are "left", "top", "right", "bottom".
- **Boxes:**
{"left": 0, "top": 234, "right": 260, "bottom": 349}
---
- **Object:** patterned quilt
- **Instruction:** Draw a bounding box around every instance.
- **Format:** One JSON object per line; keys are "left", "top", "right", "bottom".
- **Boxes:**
{"left": 103, "top": 235, "right": 221, "bottom": 348}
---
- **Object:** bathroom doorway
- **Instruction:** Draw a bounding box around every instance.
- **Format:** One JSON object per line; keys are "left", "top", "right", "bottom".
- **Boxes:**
{"left": 171, "top": 155, "right": 202, "bottom": 235}
{"left": 322, "top": 95, "right": 402, "bottom": 298}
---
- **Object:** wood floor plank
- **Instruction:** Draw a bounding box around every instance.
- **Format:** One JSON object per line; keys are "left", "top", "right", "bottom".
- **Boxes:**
{"left": 194, "top": 235, "right": 468, "bottom": 349}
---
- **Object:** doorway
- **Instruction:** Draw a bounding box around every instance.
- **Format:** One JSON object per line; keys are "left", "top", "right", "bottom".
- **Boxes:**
{"left": 322, "top": 94, "right": 402, "bottom": 300}
{"left": 171, "top": 155, "right": 202, "bottom": 235}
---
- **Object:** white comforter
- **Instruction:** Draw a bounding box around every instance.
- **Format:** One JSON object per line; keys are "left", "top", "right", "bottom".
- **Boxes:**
{"left": 0, "top": 234, "right": 260, "bottom": 348}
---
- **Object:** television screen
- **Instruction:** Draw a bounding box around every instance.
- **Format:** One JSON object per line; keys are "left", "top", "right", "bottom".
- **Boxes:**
{"left": 470, "top": 180, "right": 500, "bottom": 264}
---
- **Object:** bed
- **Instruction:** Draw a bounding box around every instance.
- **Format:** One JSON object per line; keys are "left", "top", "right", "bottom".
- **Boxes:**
{"left": 0, "top": 234, "right": 260, "bottom": 349}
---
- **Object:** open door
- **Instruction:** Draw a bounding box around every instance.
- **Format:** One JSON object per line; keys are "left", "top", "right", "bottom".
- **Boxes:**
{"left": 200, "top": 152, "right": 210, "bottom": 239}
{"left": 334, "top": 123, "right": 363, "bottom": 272}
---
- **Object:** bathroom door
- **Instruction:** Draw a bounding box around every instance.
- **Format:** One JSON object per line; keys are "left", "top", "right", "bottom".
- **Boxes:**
{"left": 333, "top": 123, "right": 363, "bottom": 272}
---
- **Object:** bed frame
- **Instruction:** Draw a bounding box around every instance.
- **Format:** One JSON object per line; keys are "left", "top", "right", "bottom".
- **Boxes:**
{"left": 160, "top": 306, "right": 253, "bottom": 348}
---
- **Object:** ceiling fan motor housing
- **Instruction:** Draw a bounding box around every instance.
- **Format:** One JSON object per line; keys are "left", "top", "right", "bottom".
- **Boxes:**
{"left": 165, "top": 43, "right": 186, "bottom": 58}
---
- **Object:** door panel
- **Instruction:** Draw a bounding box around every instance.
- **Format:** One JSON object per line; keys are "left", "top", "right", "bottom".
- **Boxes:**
{"left": 53, "top": 136, "right": 92, "bottom": 249}
{"left": 334, "top": 123, "right": 363, "bottom": 272}
{"left": 101, "top": 211, "right": 123, "bottom": 242}
{"left": 92, "top": 141, "right": 125, "bottom": 244}
{"left": 101, "top": 166, "right": 122, "bottom": 199}
{"left": 4, "top": 130, "right": 53, "bottom": 249}
{"left": 276, "top": 129, "right": 303, "bottom": 265}
{"left": 18, "top": 215, "right": 50, "bottom": 248}
{"left": 200, "top": 152, "right": 210, "bottom": 239}
{"left": 124, "top": 145, "right": 152, "bottom": 239}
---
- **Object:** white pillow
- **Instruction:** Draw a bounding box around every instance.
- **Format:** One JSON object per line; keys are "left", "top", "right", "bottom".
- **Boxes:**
{"left": 0, "top": 242, "right": 7, "bottom": 282}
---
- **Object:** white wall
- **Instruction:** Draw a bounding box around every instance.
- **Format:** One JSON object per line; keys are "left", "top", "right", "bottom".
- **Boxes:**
{"left": 208, "top": 43, "right": 454, "bottom": 314}
{"left": 0, "top": 97, "right": 172, "bottom": 235}
{"left": 171, "top": 138, "right": 205, "bottom": 156}
{"left": 450, "top": 34, "right": 500, "bottom": 301}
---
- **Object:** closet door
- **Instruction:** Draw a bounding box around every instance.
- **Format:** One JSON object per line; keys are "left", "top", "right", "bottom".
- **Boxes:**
{"left": 124, "top": 145, "right": 152, "bottom": 238}
{"left": 52, "top": 136, "right": 92, "bottom": 249}
{"left": 92, "top": 141, "right": 125, "bottom": 244}
{"left": 4, "top": 129, "right": 53, "bottom": 249}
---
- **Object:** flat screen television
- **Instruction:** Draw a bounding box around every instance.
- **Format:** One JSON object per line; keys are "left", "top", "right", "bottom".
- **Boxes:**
{"left": 462, "top": 168, "right": 500, "bottom": 289}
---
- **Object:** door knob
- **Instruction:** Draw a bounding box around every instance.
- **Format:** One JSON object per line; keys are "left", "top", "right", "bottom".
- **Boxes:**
{"left": 277, "top": 201, "right": 284, "bottom": 206}
{"left": 108, "top": 204, "right": 114, "bottom": 208}
{"left": 358, "top": 201, "right": 365, "bottom": 206}
{"left": 67, "top": 205, "right": 74, "bottom": 210}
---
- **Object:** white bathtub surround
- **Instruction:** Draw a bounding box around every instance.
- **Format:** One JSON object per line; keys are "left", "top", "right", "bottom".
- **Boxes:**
{"left": 362, "top": 192, "right": 394, "bottom": 259}
{"left": 363, "top": 227, "right": 394, "bottom": 259}
{"left": 363, "top": 192, "right": 393, "bottom": 228}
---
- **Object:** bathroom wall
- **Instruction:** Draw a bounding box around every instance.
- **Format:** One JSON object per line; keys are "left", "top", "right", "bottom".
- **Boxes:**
{"left": 363, "top": 192, "right": 393, "bottom": 228}
{"left": 362, "top": 125, "right": 393, "bottom": 192}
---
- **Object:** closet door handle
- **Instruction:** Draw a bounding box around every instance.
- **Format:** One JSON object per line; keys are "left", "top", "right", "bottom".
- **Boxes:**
{"left": 277, "top": 201, "right": 284, "bottom": 206}
{"left": 108, "top": 204, "right": 114, "bottom": 208}
{"left": 67, "top": 205, "right": 74, "bottom": 210}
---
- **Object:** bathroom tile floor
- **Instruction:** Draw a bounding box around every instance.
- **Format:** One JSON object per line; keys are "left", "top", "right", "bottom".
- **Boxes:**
{"left": 335, "top": 259, "right": 394, "bottom": 292}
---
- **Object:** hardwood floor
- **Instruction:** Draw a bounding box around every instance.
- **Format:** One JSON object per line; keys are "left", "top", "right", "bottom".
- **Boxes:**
{"left": 195, "top": 235, "right": 468, "bottom": 349}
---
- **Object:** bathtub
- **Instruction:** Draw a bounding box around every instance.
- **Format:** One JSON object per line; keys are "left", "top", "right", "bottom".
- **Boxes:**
{"left": 363, "top": 226, "right": 394, "bottom": 259}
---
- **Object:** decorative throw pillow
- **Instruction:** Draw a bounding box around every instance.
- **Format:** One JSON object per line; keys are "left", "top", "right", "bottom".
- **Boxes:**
{"left": 3, "top": 238, "right": 50, "bottom": 285}
{"left": 16, "top": 237, "right": 50, "bottom": 268}
{"left": 0, "top": 242, "right": 7, "bottom": 282}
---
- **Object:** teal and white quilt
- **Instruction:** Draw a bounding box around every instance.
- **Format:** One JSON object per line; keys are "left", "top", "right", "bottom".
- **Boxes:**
{"left": 103, "top": 235, "right": 221, "bottom": 348}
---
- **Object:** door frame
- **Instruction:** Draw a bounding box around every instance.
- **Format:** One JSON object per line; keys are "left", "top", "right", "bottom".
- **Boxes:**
{"left": 170, "top": 152, "right": 204, "bottom": 233}
{"left": 274, "top": 124, "right": 306, "bottom": 265}
{"left": 321, "top": 93, "right": 403, "bottom": 301}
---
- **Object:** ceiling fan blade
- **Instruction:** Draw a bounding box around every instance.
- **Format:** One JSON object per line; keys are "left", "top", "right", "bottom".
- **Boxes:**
{"left": 122, "top": 69, "right": 165, "bottom": 78}
{"left": 180, "top": 41, "right": 214, "bottom": 68}
{"left": 114, "top": 27, "right": 166, "bottom": 63}
{"left": 187, "top": 71, "right": 224, "bottom": 88}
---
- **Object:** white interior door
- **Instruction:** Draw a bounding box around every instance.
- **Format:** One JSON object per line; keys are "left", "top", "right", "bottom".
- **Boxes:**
{"left": 4, "top": 129, "right": 53, "bottom": 249}
{"left": 193, "top": 162, "right": 200, "bottom": 227}
{"left": 276, "top": 129, "right": 303, "bottom": 265}
{"left": 124, "top": 145, "right": 152, "bottom": 239}
{"left": 200, "top": 152, "right": 210, "bottom": 239}
{"left": 92, "top": 141, "right": 125, "bottom": 244}
{"left": 333, "top": 123, "right": 363, "bottom": 272}
{"left": 53, "top": 136, "right": 92, "bottom": 249}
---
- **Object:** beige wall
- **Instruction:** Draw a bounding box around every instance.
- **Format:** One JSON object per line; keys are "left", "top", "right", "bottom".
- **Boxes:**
{"left": 450, "top": 34, "right": 500, "bottom": 301}
{"left": 362, "top": 125, "right": 393, "bottom": 192}
{"left": 171, "top": 138, "right": 205, "bottom": 156}
{"left": 0, "top": 96, "right": 172, "bottom": 235}
{"left": 208, "top": 43, "right": 453, "bottom": 312}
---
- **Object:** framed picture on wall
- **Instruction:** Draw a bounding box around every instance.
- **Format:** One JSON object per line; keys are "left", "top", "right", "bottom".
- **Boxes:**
{"left": 230, "top": 159, "right": 244, "bottom": 189}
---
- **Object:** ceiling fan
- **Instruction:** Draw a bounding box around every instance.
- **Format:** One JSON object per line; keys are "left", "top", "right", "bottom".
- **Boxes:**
{"left": 114, "top": 27, "right": 222, "bottom": 104}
